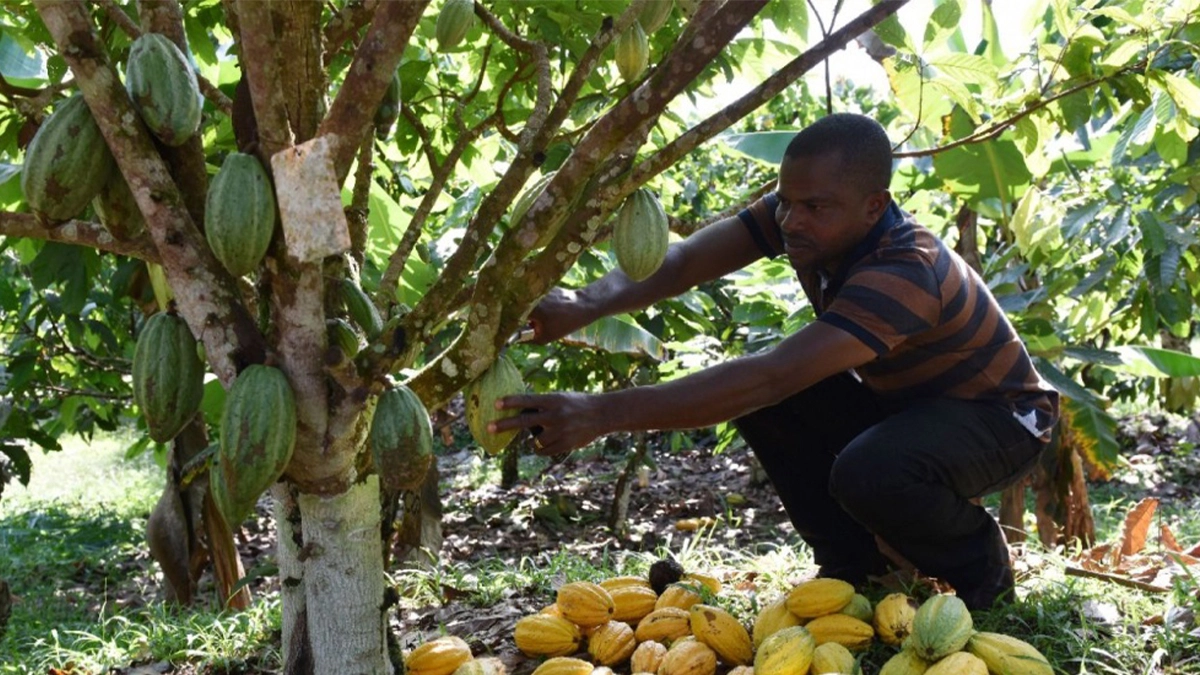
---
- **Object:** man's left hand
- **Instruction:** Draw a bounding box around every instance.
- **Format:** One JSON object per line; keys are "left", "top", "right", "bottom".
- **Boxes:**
{"left": 490, "top": 392, "right": 607, "bottom": 456}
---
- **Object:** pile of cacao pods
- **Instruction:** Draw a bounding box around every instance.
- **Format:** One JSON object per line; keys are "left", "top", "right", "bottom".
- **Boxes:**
{"left": 401, "top": 564, "right": 1054, "bottom": 675}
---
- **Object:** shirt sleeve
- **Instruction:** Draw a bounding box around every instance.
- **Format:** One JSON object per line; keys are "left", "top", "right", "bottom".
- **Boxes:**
{"left": 818, "top": 252, "right": 943, "bottom": 355}
{"left": 737, "top": 193, "right": 784, "bottom": 259}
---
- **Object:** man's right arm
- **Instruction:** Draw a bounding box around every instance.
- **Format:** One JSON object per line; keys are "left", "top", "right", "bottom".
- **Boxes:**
{"left": 530, "top": 214, "right": 766, "bottom": 343}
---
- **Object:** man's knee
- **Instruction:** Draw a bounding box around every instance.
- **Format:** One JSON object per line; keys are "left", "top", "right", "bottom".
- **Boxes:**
{"left": 828, "top": 446, "right": 877, "bottom": 512}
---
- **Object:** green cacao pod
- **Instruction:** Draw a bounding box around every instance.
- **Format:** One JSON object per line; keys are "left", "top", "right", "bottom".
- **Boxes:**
{"left": 810, "top": 642, "right": 856, "bottom": 675}
{"left": 205, "top": 152, "right": 277, "bottom": 278}
{"left": 125, "top": 33, "right": 202, "bottom": 146}
{"left": 93, "top": 172, "right": 145, "bottom": 240}
{"left": 614, "top": 21, "right": 649, "bottom": 82}
{"left": 465, "top": 355, "right": 524, "bottom": 455}
{"left": 879, "top": 649, "right": 929, "bottom": 675}
{"left": 327, "top": 318, "right": 362, "bottom": 359}
{"left": 840, "top": 593, "right": 874, "bottom": 623}
{"left": 510, "top": 171, "right": 564, "bottom": 248}
{"left": 21, "top": 94, "right": 115, "bottom": 223}
{"left": 212, "top": 365, "right": 297, "bottom": 526}
{"left": 640, "top": 0, "right": 674, "bottom": 33}
{"left": 339, "top": 279, "right": 384, "bottom": 339}
{"left": 375, "top": 71, "right": 402, "bottom": 141}
{"left": 436, "top": 0, "right": 476, "bottom": 51}
{"left": 370, "top": 385, "right": 434, "bottom": 492}
{"left": 613, "top": 188, "right": 669, "bottom": 282}
{"left": 132, "top": 312, "right": 205, "bottom": 443}
{"left": 906, "top": 595, "right": 973, "bottom": 662}
{"left": 966, "top": 632, "right": 1053, "bottom": 675}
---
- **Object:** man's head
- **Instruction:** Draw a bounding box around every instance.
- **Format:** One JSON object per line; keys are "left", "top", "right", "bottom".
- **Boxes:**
{"left": 774, "top": 113, "right": 894, "bottom": 272}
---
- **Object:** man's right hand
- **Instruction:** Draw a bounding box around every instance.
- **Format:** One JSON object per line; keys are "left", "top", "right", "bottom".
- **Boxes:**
{"left": 527, "top": 287, "right": 595, "bottom": 344}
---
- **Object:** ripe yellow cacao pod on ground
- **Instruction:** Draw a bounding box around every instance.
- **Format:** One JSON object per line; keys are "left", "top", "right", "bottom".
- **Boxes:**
{"left": 785, "top": 579, "right": 855, "bottom": 619}
{"left": 657, "top": 584, "right": 704, "bottom": 611}
{"left": 873, "top": 593, "right": 919, "bottom": 647}
{"left": 754, "top": 626, "right": 815, "bottom": 675}
{"left": 540, "top": 604, "right": 563, "bottom": 617}
{"left": 753, "top": 597, "right": 804, "bottom": 649}
{"left": 803, "top": 614, "right": 874, "bottom": 651}
{"left": 839, "top": 594, "right": 873, "bottom": 623}
{"left": 406, "top": 636, "right": 472, "bottom": 675}
{"left": 453, "top": 658, "right": 506, "bottom": 675}
{"left": 630, "top": 640, "right": 668, "bottom": 673}
{"left": 966, "top": 632, "right": 1053, "bottom": 675}
{"left": 660, "top": 638, "right": 718, "bottom": 675}
{"left": 925, "top": 651, "right": 987, "bottom": 675}
{"left": 588, "top": 620, "right": 637, "bottom": 666}
{"left": 531, "top": 658, "right": 593, "bottom": 675}
{"left": 726, "top": 667, "right": 754, "bottom": 675}
{"left": 810, "top": 641, "right": 856, "bottom": 674}
{"left": 907, "top": 595, "right": 973, "bottom": 662}
{"left": 557, "top": 581, "right": 615, "bottom": 628}
{"left": 600, "top": 575, "right": 653, "bottom": 592}
{"left": 635, "top": 607, "right": 692, "bottom": 644}
{"left": 514, "top": 614, "right": 581, "bottom": 657}
{"left": 689, "top": 604, "right": 752, "bottom": 665}
{"left": 879, "top": 649, "right": 930, "bottom": 675}
{"left": 610, "top": 584, "right": 658, "bottom": 623}
{"left": 683, "top": 572, "right": 722, "bottom": 594}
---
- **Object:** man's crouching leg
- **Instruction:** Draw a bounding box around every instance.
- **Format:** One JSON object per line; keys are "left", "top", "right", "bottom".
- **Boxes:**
{"left": 828, "top": 398, "right": 1044, "bottom": 609}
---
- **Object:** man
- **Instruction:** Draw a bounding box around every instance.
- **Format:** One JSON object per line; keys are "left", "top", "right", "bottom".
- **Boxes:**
{"left": 490, "top": 113, "right": 1059, "bottom": 609}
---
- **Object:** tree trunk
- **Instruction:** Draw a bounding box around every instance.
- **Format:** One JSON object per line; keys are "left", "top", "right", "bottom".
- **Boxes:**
{"left": 297, "top": 475, "right": 389, "bottom": 674}
{"left": 274, "top": 482, "right": 311, "bottom": 674}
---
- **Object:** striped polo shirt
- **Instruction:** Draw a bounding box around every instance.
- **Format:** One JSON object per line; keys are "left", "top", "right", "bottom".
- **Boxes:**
{"left": 739, "top": 194, "right": 1059, "bottom": 440}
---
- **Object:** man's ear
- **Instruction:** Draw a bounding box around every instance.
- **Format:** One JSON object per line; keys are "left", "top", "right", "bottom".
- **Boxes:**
{"left": 866, "top": 189, "right": 891, "bottom": 221}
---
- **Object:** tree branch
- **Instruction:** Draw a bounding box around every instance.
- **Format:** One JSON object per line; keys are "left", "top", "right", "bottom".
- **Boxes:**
{"left": 633, "top": 0, "right": 910, "bottom": 185}
{"left": 322, "top": 0, "right": 380, "bottom": 67}
{"left": 319, "top": 0, "right": 429, "bottom": 183}
{"left": 892, "top": 60, "right": 1146, "bottom": 158}
{"left": 34, "top": 0, "right": 265, "bottom": 385}
{"left": 236, "top": 0, "right": 293, "bottom": 157}
{"left": 0, "top": 212, "right": 159, "bottom": 261}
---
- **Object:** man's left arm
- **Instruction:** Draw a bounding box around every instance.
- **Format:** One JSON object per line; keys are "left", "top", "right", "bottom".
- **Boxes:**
{"left": 492, "top": 321, "right": 878, "bottom": 456}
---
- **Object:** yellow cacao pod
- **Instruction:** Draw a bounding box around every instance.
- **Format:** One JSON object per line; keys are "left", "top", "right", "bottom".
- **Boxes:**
{"left": 639, "top": 0, "right": 673, "bottom": 33}
{"left": 965, "top": 632, "right": 1053, "bottom": 675}
{"left": 591, "top": 668, "right": 614, "bottom": 675}
{"left": 753, "top": 597, "right": 804, "bottom": 649}
{"left": 879, "top": 649, "right": 930, "bottom": 675}
{"left": 785, "top": 579, "right": 855, "bottom": 619}
{"left": 810, "top": 641, "right": 856, "bottom": 674}
{"left": 683, "top": 572, "right": 723, "bottom": 594}
{"left": 925, "top": 651, "right": 987, "bottom": 675}
{"left": 600, "top": 575, "right": 653, "bottom": 592}
{"left": 907, "top": 595, "right": 973, "bottom": 662}
{"left": 635, "top": 607, "right": 692, "bottom": 644}
{"left": 453, "top": 658, "right": 506, "bottom": 675}
{"left": 688, "top": 604, "right": 752, "bottom": 666}
{"left": 754, "top": 626, "right": 815, "bottom": 675}
{"left": 873, "top": 593, "right": 919, "bottom": 647}
{"left": 540, "top": 604, "right": 563, "bottom": 617}
{"left": 610, "top": 584, "right": 658, "bottom": 623}
{"left": 659, "top": 639, "right": 717, "bottom": 675}
{"left": 614, "top": 21, "right": 649, "bottom": 82}
{"left": 657, "top": 584, "right": 704, "bottom": 611}
{"left": 557, "top": 581, "right": 615, "bottom": 628}
{"left": 587, "top": 620, "right": 637, "bottom": 666}
{"left": 727, "top": 667, "right": 754, "bottom": 675}
{"left": 465, "top": 355, "right": 525, "bottom": 455}
{"left": 514, "top": 614, "right": 581, "bottom": 657}
{"left": 803, "top": 614, "right": 874, "bottom": 651}
{"left": 406, "top": 636, "right": 472, "bottom": 675}
{"left": 630, "top": 640, "right": 668, "bottom": 673}
{"left": 840, "top": 594, "right": 873, "bottom": 623}
{"left": 531, "top": 658, "right": 594, "bottom": 675}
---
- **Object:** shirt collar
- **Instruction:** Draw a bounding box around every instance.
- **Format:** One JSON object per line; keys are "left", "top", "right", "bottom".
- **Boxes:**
{"left": 826, "top": 200, "right": 903, "bottom": 294}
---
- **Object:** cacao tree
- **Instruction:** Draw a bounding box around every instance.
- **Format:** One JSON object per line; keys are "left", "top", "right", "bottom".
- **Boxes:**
{"left": 1, "top": 0, "right": 1198, "bottom": 671}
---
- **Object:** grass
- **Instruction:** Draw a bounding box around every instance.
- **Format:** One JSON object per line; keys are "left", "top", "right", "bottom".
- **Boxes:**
{"left": 2, "top": 430, "right": 1199, "bottom": 673}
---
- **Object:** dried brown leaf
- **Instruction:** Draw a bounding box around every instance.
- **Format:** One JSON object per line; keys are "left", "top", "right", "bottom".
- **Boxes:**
{"left": 1119, "top": 497, "right": 1158, "bottom": 557}
{"left": 1161, "top": 524, "right": 1182, "bottom": 552}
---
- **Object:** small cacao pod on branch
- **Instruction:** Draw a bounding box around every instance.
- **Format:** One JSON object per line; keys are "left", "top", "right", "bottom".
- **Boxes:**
{"left": 205, "top": 152, "right": 277, "bottom": 277}
{"left": 132, "top": 312, "right": 205, "bottom": 443}
{"left": 370, "top": 385, "right": 434, "bottom": 492}
{"left": 613, "top": 188, "right": 669, "bottom": 282}
{"left": 21, "top": 94, "right": 115, "bottom": 223}
{"left": 465, "top": 355, "right": 524, "bottom": 455}
{"left": 436, "top": 0, "right": 476, "bottom": 51}
{"left": 125, "top": 33, "right": 202, "bottom": 146}
{"left": 615, "top": 21, "right": 649, "bottom": 82}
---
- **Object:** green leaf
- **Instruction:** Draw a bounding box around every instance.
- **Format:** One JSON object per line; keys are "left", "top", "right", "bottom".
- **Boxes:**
{"left": 720, "top": 130, "right": 797, "bottom": 166}
{"left": 1114, "top": 346, "right": 1200, "bottom": 377}
{"left": 923, "top": 0, "right": 962, "bottom": 50}
{"left": 1153, "top": 71, "right": 1200, "bottom": 116}
{"left": 562, "top": 315, "right": 665, "bottom": 360}
{"left": 1061, "top": 396, "right": 1120, "bottom": 477}
{"left": 928, "top": 53, "right": 997, "bottom": 86}
{"left": 872, "top": 13, "right": 913, "bottom": 52}
{"left": 766, "top": 0, "right": 807, "bottom": 39}
{"left": 977, "top": 0, "right": 1007, "bottom": 67}
{"left": 0, "top": 28, "right": 45, "bottom": 79}
{"left": 932, "top": 137, "right": 1031, "bottom": 206}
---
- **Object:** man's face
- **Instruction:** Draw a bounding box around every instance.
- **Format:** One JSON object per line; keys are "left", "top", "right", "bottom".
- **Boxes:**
{"left": 774, "top": 152, "right": 889, "bottom": 273}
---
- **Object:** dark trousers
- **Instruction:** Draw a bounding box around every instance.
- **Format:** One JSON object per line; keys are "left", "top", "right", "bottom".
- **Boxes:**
{"left": 733, "top": 373, "right": 1044, "bottom": 598}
